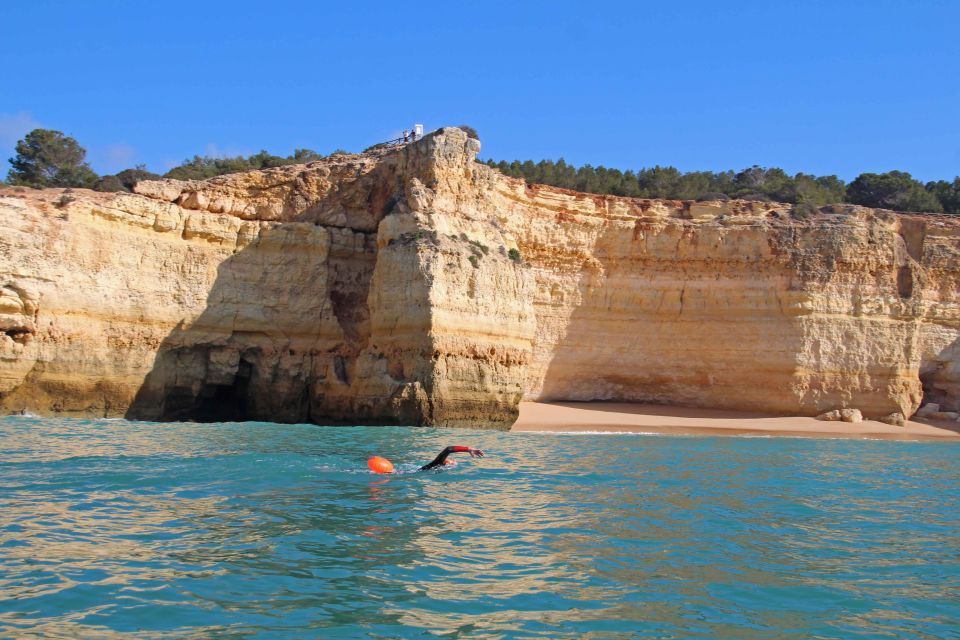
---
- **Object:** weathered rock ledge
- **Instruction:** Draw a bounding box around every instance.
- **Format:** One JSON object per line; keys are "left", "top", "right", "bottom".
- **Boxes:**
{"left": 2, "top": 128, "right": 959, "bottom": 428}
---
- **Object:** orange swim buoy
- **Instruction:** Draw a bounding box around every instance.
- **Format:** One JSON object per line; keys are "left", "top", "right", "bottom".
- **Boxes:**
{"left": 367, "top": 456, "right": 395, "bottom": 474}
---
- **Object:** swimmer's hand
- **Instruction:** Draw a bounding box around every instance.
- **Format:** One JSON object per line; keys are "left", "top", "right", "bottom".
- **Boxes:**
{"left": 468, "top": 448, "right": 485, "bottom": 458}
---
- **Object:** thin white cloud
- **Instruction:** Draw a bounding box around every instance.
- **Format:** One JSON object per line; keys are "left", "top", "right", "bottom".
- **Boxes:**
{"left": 93, "top": 143, "right": 137, "bottom": 173}
{"left": 204, "top": 143, "right": 250, "bottom": 159}
{"left": 0, "top": 111, "right": 41, "bottom": 148}
{"left": 0, "top": 112, "right": 42, "bottom": 171}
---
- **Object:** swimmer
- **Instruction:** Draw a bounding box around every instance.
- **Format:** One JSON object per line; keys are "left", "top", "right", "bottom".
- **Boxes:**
{"left": 367, "top": 446, "right": 484, "bottom": 474}
{"left": 419, "top": 445, "right": 485, "bottom": 471}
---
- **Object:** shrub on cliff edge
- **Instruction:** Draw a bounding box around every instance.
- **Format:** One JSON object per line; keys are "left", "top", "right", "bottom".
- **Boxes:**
{"left": 94, "top": 166, "right": 161, "bottom": 193}
{"left": 164, "top": 148, "right": 325, "bottom": 180}
{"left": 93, "top": 175, "right": 125, "bottom": 192}
{"left": 791, "top": 201, "right": 820, "bottom": 220}
{"left": 458, "top": 125, "right": 480, "bottom": 140}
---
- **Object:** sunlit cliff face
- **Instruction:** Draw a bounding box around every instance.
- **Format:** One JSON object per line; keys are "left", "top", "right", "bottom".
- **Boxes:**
{"left": 1, "top": 128, "right": 959, "bottom": 426}
{"left": 492, "top": 181, "right": 960, "bottom": 420}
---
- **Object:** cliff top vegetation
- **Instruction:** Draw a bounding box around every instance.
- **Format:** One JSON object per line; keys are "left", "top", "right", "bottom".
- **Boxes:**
{"left": 483, "top": 159, "right": 959, "bottom": 214}
{"left": 4, "top": 127, "right": 958, "bottom": 215}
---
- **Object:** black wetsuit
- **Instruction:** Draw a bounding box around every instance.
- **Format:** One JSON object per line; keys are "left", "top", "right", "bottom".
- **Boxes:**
{"left": 419, "top": 445, "right": 472, "bottom": 471}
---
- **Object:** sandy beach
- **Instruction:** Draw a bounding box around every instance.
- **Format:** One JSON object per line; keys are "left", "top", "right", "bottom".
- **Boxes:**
{"left": 511, "top": 402, "right": 960, "bottom": 440}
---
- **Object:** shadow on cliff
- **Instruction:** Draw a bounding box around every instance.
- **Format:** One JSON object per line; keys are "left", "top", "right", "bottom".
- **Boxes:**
{"left": 126, "top": 222, "right": 374, "bottom": 424}
{"left": 920, "top": 334, "right": 960, "bottom": 414}
{"left": 535, "top": 214, "right": 960, "bottom": 420}
{"left": 534, "top": 216, "right": 810, "bottom": 414}
{"left": 124, "top": 130, "right": 464, "bottom": 425}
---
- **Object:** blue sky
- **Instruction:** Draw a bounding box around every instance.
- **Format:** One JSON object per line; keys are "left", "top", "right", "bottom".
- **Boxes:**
{"left": 1, "top": 1, "right": 957, "bottom": 181}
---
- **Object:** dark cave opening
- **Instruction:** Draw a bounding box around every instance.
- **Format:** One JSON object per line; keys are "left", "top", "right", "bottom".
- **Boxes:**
{"left": 919, "top": 367, "right": 954, "bottom": 412}
{"left": 163, "top": 359, "right": 254, "bottom": 422}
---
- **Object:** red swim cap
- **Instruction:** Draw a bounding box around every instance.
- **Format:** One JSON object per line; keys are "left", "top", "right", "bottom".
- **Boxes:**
{"left": 367, "top": 456, "right": 395, "bottom": 474}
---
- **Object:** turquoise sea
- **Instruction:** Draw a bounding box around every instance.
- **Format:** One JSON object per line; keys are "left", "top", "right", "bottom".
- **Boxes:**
{"left": 1, "top": 417, "right": 959, "bottom": 639}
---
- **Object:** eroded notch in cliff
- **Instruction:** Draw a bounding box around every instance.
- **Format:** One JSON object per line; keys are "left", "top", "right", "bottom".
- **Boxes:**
{"left": 3, "top": 328, "right": 33, "bottom": 344}
{"left": 190, "top": 358, "right": 254, "bottom": 422}
{"left": 327, "top": 229, "right": 376, "bottom": 370}
{"left": 920, "top": 367, "right": 955, "bottom": 413}
{"left": 898, "top": 218, "right": 926, "bottom": 263}
{"left": 137, "top": 346, "right": 259, "bottom": 422}
{"left": 897, "top": 266, "right": 914, "bottom": 299}
{"left": 894, "top": 218, "right": 926, "bottom": 300}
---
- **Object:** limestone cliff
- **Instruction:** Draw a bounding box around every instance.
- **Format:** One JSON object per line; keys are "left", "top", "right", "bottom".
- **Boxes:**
{"left": 494, "top": 185, "right": 960, "bottom": 419}
{"left": 1, "top": 128, "right": 958, "bottom": 427}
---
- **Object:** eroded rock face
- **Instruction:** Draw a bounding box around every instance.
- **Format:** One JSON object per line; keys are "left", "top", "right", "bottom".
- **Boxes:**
{"left": 486, "top": 179, "right": 960, "bottom": 419}
{"left": 0, "top": 129, "right": 532, "bottom": 428}
{"left": 1, "top": 127, "right": 959, "bottom": 427}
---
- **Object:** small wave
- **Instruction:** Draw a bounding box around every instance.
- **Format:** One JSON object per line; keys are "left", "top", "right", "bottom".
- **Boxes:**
{"left": 736, "top": 433, "right": 929, "bottom": 442}
{"left": 521, "top": 430, "right": 676, "bottom": 436}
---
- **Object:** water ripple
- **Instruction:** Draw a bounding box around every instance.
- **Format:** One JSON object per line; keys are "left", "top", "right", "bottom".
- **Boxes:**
{"left": 1, "top": 418, "right": 959, "bottom": 638}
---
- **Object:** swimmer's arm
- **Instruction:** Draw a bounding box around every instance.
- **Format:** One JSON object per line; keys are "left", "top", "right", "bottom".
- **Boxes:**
{"left": 419, "top": 445, "right": 485, "bottom": 471}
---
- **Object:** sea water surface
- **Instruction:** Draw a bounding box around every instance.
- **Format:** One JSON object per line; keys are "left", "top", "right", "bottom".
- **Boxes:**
{"left": 1, "top": 417, "right": 959, "bottom": 639}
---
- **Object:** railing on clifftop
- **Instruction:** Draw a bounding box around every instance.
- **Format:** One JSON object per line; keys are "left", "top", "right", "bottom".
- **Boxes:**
{"left": 377, "top": 124, "right": 424, "bottom": 149}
